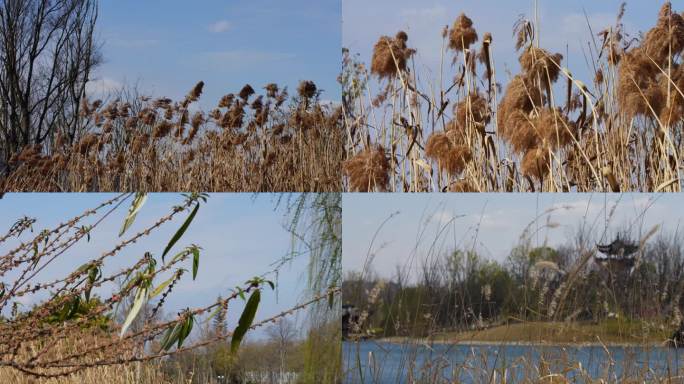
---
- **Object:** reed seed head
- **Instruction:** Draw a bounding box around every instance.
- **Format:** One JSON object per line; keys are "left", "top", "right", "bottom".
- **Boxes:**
{"left": 449, "top": 13, "right": 478, "bottom": 52}
{"left": 425, "top": 131, "right": 472, "bottom": 176}
{"left": 371, "top": 32, "right": 416, "bottom": 79}
{"left": 343, "top": 145, "right": 391, "bottom": 192}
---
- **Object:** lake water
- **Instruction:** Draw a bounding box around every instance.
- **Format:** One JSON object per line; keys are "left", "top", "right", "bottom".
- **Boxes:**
{"left": 343, "top": 341, "right": 684, "bottom": 383}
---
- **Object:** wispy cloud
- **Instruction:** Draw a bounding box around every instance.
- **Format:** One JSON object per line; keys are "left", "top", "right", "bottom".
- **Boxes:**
{"left": 86, "top": 77, "right": 122, "bottom": 95}
{"left": 208, "top": 20, "right": 232, "bottom": 33}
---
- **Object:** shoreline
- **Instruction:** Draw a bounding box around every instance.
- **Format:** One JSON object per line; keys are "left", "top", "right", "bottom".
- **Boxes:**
{"left": 362, "top": 337, "right": 670, "bottom": 348}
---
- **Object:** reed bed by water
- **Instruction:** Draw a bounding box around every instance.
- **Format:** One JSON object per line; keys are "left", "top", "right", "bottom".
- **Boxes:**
{"left": 343, "top": 197, "right": 684, "bottom": 382}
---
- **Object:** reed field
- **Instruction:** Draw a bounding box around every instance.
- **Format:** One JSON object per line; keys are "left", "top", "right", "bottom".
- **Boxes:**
{"left": 342, "top": 194, "right": 684, "bottom": 383}
{"left": 342, "top": 1, "right": 684, "bottom": 192}
{"left": 0, "top": 193, "right": 342, "bottom": 383}
{"left": 1, "top": 81, "right": 343, "bottom": 192}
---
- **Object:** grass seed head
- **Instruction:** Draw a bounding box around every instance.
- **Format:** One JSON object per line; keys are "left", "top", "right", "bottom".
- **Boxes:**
{"left": 265, "top": 83, "right": 279, "bottom": 98}
{"left": 152, "top": 120, "right": 173, "bottom": 139}
{"left": 343, "top": 145, "right": 390, "bottom": 192}
{"left": 371, "top": 32, "right": 416, "bottom": 79}
{"left": 519, "top": 47, "right": 563, "bottom": 84}
{"left": 297, "top": 80, "right": 318, "bottom": 99}
{"left": 521, "top": 147, "right": 550, "bottom": 181}
{"left": 454, "top": 92, "right": 491, "bottom": 129}
{"left": 239, "top": 84, "right": 255, "bottom": 101}
{"left": 449, "top": 13, "right": 478, "bottom": 52}
{"left": 425, "top": 131, "right": 472, "bottom": 176}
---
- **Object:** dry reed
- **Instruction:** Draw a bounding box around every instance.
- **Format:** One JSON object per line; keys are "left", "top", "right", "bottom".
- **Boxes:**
{"left": 1, "top": 81, "right": 342, "bottom": 192}
{"left": 343, "top": 2, "right": 684, "bottom": 192}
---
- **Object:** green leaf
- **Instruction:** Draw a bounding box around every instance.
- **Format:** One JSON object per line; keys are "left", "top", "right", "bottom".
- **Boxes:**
{"left": 328, "top": 289, "right": 335, "bottom": 310}
{"left": 75, "top": 262, "right": 92, "bottom": 274}
{"left": 66, "top": 296, "right": 81, "bottom": 320}
{"left": 144, "top": 252, "right": 157, "bottom": 274}
{"left": 236, "top": 287, "right": 245, "bottom": 301}
{"left": 123, "top": 273, "right": 142, "bottom": 293}
{"left": 120, "top": 193, "right": 147, "bottom": 237}
{"left": 266, "top": 280, "right": 275, "bottom": 290}
{"left": 230, "top": 289, "right": 260, "bottom": 354}
{"left": 88, "top": 266, "right": 101, "bottom": 284}
{"left": 120, "top": 286, "right": 148, "bottom": 337}
{"left": 192, "top": 248, "right": 200, "bottom": 280}
{"left": 166, "top": 249, "right": 189, "bottom": 266}
{"left": 177, "top": 314, "right": 194, "bottom": 348}
{"left": 150, "top": 274, "right": 176, "bottom": 299}
{"left": 162, "top": 203, "right": 199, "bottom": 262}
{"left": 159, "top": 322, "right": 182, "bottom": 351}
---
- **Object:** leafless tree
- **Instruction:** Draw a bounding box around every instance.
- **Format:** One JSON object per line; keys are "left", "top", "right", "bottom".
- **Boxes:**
{"left": 266, "top": 318, "right": 298, "bottom": 380}
{"left": 0, "top": 0, "right": 100, "bottom": 169}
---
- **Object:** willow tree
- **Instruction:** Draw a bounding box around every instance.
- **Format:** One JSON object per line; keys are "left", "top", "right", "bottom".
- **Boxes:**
{"left": 280, "top": 193, "right": 342, "bottom": 383}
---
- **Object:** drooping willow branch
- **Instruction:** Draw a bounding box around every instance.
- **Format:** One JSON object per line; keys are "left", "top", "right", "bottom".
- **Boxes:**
{"left": 0, "top": 193, "right": 334, "bottom": 378}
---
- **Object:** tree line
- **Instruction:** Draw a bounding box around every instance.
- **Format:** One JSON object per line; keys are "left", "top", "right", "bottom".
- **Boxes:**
{"left": 343, "top": 225, "right": 684, "bottom": 338}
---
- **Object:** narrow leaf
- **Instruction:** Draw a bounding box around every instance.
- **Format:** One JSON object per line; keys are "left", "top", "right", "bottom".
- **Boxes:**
{"left": 328, "top": 290, "right": 335, "bottom": 310}
{"left": 159, "top": 323, "right": 182, "bottom": 351}
{"left": 150, "top": 275, "right": 176, "bottom": 299}
{"left": 166, "top": 249, "right": 189, "bottom": 266}
{"left": 177, "top": 315, "right": 194, "bottom": 348}
{"left": 230, "top": 289, "right": 260, "bottom": 354}
{"left": 120, "top": 286, "right": 148, "bottom": 337}
{"left": 192, "top": 248, "right": 200, "bottom": 280}
{"left": 119, "top": 193, "right": 147, "bottom": 237}
{"left": 76, "top": 262, "right": 92, "bottom": 274}
{"left": 162, "top": 203, "right": 199, "bottom": 261}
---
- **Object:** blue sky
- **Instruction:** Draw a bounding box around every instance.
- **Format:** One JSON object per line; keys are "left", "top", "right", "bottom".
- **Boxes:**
{"left": 343, "top": 0, "right": 676, "bottom": 92}
{"left": 343, "top": 193, "right": 684, "bottom": 281}
{"left": 91, "top": 0, "right": 341, "bottom": 107}
{"left": 0, "top": 193, "right": 314, "bottom": 339}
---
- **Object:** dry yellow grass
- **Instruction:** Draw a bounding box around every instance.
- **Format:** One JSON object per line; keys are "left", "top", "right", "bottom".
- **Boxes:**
{"left": 0, "top": 364, "right": 175, "bottom": 384}
{"left": 0, "top": 332, "right": 178, "bottom": 384}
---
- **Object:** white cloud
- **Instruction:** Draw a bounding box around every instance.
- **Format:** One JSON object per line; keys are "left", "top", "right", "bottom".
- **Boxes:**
{"left": 208, "top": 20, "right": 232, "bottom": 33}
{"left": 86, "top": 77, "right": 122, "bottom": 95}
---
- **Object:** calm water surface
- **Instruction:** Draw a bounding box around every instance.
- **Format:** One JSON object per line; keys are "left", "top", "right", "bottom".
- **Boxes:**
{"left": 343, "top": 341, "right": 684, "bottom": 383}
